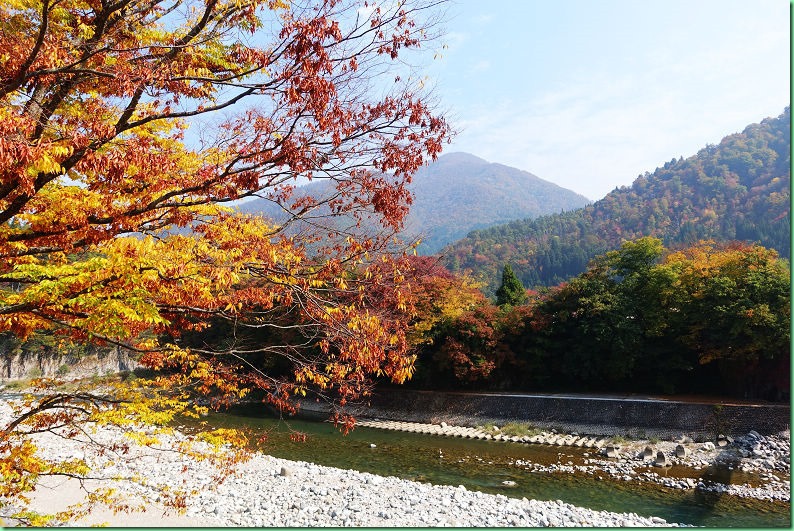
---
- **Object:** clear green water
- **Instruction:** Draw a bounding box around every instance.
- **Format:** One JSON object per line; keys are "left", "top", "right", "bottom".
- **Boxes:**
{"left": 196, "top": 406, "right": 790, "bottom": 528}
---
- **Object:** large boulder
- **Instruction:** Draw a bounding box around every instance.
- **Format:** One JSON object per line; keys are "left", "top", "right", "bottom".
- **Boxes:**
{"left": 654, "top": 452, "right": 671, "bottom": 467}
{"left": 641, "top": 446, "right": 654, "bottom": 459}
{"left": 604, "top": 446, "right": 621, "bottom": 459}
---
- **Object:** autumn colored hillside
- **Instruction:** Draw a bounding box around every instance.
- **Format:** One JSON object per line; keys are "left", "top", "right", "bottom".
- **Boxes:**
{"left": 443, "top": 108, "right": 791, "bottom": 293}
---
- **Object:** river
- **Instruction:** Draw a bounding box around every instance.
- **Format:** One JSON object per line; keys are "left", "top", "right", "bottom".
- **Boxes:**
{"left": 194, "top": 405, "right": 790, "bottom": 527}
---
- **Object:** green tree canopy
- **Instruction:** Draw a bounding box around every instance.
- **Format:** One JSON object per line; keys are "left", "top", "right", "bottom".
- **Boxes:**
{"left": 495, "top": 264, "right": 528, "bottom": 306}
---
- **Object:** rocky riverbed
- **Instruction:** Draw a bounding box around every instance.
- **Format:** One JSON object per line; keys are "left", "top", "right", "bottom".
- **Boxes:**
{"left": 0, "top": 400, "right": 684, "bottom": 527}
{"left": 577, "top": 429, "right": 789, "bottom": 503}
{"left": 356, "top": 418, "right": 790, "bottom": 503}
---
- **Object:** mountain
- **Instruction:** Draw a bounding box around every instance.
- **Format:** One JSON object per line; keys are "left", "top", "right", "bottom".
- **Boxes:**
{"left": 238, "top": 152, "right": 591, "bottom": 254}
{"left": 403, "top": 153, "right": 592, "bottom": 253}
{"left": 443, "top": 108, "right": 791, "bottom": 293}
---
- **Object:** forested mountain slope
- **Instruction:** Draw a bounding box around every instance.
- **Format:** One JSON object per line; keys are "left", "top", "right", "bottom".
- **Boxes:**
{"left": 239, "top": 152, "right": 590, "bottom": 254}
{"left": 443, "top": 108, "right": 791, "bottom": 292}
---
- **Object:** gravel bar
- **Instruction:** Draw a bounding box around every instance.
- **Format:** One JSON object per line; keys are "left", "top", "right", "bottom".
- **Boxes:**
{"left": 0, "top": 400, "right": 681, "bottom": 527}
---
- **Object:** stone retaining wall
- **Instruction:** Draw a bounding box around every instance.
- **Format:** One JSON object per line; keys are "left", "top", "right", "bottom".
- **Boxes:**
{"left": 335, "top": 389, "right": 790, "bottom": 439}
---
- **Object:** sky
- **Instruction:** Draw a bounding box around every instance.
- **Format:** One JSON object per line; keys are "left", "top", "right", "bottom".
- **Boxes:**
{"left": 421, "top": 0, "right": 790, "bottom": 201}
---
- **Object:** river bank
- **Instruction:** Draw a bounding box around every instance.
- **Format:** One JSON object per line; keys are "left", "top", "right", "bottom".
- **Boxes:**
{"left": 298, "top": 387, "right": 790, "bottom": 506}
{"left": 332, "top": 388, "right": 791, "bottom": 440}
{"left": 351, "top": 418, "right": 790, "bottom": 503}
{"left": 0, "top": 399, "right": 684, "bottom": 527}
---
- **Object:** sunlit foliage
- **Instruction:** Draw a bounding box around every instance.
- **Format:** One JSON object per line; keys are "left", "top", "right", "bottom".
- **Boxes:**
{"left": 0, "top": 0, "right": 449, "bottom": 520}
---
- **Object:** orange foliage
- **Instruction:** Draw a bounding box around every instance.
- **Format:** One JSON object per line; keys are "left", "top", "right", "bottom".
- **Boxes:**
{"left": 0, "top": 0, "right": 450, "bottom": 520}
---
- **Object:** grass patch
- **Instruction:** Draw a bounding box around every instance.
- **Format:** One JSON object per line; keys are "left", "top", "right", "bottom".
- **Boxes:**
{"left": 500, "top": 422, "right": 542, "bottom": 437}
{"left": 478, "top": 422, "right": 542, "bottom": 437}
{"left": 1, "top": 379, "right": 31, "bottom": 390}
{"left": 479, "top": 422, "right": 499, "bottom": 435}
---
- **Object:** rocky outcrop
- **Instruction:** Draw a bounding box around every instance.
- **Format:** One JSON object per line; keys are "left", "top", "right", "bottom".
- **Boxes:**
{"left": 0, "top": 335, "right": 138, "bottom": 381}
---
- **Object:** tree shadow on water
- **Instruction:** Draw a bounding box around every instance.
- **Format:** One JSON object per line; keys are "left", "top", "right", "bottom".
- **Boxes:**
{"left": 683, "top": 448, "right": 762, "bottom": 528}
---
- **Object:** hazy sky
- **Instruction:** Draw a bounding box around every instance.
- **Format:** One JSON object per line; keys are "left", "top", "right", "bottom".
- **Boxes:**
{"left": 424, "top": 0, "right": 790, "bottom": 200}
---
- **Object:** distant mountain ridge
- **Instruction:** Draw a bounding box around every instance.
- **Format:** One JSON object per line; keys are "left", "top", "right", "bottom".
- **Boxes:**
{"left": 239, "top": 152, "right": 590, "bottom": 254}
{"left": 443, "top": 108, "right": 791, "bottom": 293}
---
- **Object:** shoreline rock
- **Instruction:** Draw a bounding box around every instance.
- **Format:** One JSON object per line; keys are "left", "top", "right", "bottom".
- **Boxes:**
{"left": 354, "top": 417, "right": 790, "bottom": 503}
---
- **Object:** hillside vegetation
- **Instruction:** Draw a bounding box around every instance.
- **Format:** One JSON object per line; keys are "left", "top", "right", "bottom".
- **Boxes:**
{"left": 443, "top": 108, "right": 791, "bottom": 292}
{"left": 408, "top": 239, "right": 789, "bottom": 400}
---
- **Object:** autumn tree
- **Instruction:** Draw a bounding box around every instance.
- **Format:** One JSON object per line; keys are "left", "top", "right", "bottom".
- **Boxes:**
{"left": 518, "top": 238, "right": 789, "bottom": 396}
{"left": 664, "top": 241, "right": 790, "bottom": 398}
{"left": 401, "top": 255, "right": 484, "bottom": 346}
{"left": 0, "top": 0, "right": 450, "bottom": 521}
{"left": 394, "top": 256, "right": 506, "bottom": 387}
{"left": 523, "top": 238, "right": 689, "bottom": 391}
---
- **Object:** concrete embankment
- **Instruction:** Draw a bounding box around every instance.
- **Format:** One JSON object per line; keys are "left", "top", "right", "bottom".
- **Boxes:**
{"left": 355, "top": 419, "right": 608, "bottom": 449}
{"left": 327, "top": 389, "right": 790, "bottom": 440}
{"left": 341, "top": 405, "right": 790, "bottom": 504}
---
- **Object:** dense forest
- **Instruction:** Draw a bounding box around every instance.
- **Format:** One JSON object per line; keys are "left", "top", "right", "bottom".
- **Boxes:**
{"left": 404, "top": 238, "right": 790, "bottom": 401}
{"left": 443, "top": 108, "right": 791, "bottom": 293}
{"left": 11, "top": 237, "right": 789, "bottom": 402}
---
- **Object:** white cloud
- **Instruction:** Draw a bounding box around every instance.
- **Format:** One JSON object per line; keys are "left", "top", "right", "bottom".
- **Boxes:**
{"left": 448, "top": 59, "right": 788, "bottom": 201}
{"left": 432, "top": 0, "right": 789, "bottom": 200}
{"left": 356, "top": 4, "right": 376, "bottom": 18}
{"left": 445, "top": 7, "right": 788, "bottom": 201}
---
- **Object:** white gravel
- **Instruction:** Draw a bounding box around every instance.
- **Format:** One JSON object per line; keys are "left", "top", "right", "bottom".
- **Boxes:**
{"left": 0, "top": 400, "right": 681, "bottom": 527}
{"left": 180, "top": 454, "right": 679, "bottom": 527}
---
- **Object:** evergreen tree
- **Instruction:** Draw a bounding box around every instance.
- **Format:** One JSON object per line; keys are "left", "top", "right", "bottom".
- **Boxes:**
{"left": 496, "top": 264, "right": 528, "bottom": 306}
